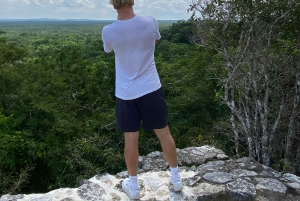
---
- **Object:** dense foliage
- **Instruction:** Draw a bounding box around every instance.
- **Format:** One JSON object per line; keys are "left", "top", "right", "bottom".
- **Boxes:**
{"left": 3, "top": 1, "right": 297, "bottom": 192}
{"left": 189, "top": 0, "right": 300, "bottom": 173}
{"left": 0, "top": 20, "right": 226, "bottom": 195}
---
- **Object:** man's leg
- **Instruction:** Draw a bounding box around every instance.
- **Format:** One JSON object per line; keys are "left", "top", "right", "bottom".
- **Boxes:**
{"left": 124, "top": 131, "right": 140, "bottom": 176}
{"left": 154, "top": 125, "right": 183, "bottom": 191}
{"left": 122, "top": 132, "right": 141, "bottom": 199}
{"left": 154, "top": 125, "right": 177, "bottom": 167}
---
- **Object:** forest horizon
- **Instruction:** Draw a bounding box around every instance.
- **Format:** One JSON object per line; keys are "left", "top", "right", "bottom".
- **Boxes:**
{"left": 1, "top": 0, "right": 299, "bottom": 195}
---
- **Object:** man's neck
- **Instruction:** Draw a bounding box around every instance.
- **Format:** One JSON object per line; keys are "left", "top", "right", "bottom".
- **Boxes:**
{"left": 117, "top": 7, "right": 136, "bottom": 20}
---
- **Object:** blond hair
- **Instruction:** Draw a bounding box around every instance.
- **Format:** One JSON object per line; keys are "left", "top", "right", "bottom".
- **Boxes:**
{"left": 110, "top": 0, "right": 134, "bottom": 9}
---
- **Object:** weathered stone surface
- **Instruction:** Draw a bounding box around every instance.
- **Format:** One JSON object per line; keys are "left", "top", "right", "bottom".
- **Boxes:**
{"left": 226, "top": 178, "right": 256, "bottom": 199}
{"left": 178, "top": 146, "right": 227, "bottom": 166}
{"left": 230, "top": 169, "right": 258, "bottom": 178}
{"left": 286, "top": 182, "right": 300, "bottom": 190}
{"left": 77, "top": 179, "right": 91, "bottom": 187}
{"left": 192, "top": 183, "right": 226, "bottom": 200}
{"left": 235, "top": 157, "right": 264, "bottom": 172}
{"left": 77, "top": 182, "right": 105, "bottom": 200}
{"left": 203, "top": 172, "right": 234, "bottom": 184}
{"left": 255, "top": 178, "right": 287, "bottom": 194}
{"left": 0, "top": 195, "right": 24, "bottom": 201}
{"left": 281, "top": 173, "right": 300, "bottom": 195}
{"left": 1, "top": 146, "right": 300, "bottom": 201}
{"left": 144, "top": 176, "right": 165, "bottom": 191}
{"left": 141, "top": 151, "right": 169, "bottom": 171}
{"left": 281, "top": 173, "right": 300, "bottom": 183}
{"left": 197, "top": 160, "right": 228, "bottom": 174}
{"left": 178, "top": 147, "right": 206, "bottom": 166}
{"left": 115, "top": 171, "right": 128, "bottom": 179}
{"left": 217, "top": 154, "right": 229, "bottom": 160}
{"left": 28, "top": 194, "right": 52, "bottom": 201}
{"left": 260, "top": 166, "right": 282, "bottom": 178}
{"left": 60, "top": 198, "right": 75, "bottom": 201}
{"left": 183, "top": 175, "right": 201, "bottom": 187}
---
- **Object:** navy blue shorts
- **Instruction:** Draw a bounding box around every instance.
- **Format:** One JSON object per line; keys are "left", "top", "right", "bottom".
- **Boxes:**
{"left": 116, "top": 87, "right": 169, "bottom": 132}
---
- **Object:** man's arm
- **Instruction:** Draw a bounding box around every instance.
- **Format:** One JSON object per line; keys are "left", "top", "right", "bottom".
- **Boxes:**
{"left": 102, "top": 28, "right": 113, "bottom": 53}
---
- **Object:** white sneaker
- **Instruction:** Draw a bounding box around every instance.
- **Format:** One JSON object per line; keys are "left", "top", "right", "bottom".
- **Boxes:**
{"left": 122, "top": 178, "right": 140, "bottom": 199}
{"left": 171, "top": 178, "right": 183, "bottom": 191}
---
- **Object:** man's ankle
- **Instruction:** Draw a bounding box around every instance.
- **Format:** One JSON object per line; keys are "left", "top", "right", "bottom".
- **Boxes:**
{"left": 170, "top": 166, "right": 181, "bottom": 181}
{"left": 129, "top": 175, "right": 139, "bottom": 189}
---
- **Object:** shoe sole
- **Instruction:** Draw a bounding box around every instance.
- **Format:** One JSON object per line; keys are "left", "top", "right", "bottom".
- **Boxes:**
{"left": 171, "top": 180, "right": 183, "bottom": 192}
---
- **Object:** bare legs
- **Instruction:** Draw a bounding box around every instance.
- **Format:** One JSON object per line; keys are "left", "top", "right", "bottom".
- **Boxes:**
{"left": 154, "top": 126, "right": 178, "bottom": 167}
{"left": 124, "top": 131, "right": 140, "bottom": 176}
{"left": 124, "top": 126, "right": 178, "bottom": 176}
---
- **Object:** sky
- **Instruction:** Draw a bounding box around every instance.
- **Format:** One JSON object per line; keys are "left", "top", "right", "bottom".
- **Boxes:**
{"left": 0, "top": 0, "right": 192, "bottom": 20}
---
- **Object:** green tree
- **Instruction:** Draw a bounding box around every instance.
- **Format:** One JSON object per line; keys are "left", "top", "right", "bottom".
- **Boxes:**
{"left": 160, "top": 20, "right": 197, "bottom": 44}
{"left": 0, "top": 30, "right": 32, "bottom": 195}
{"left": 189, "top": 0, "right": 300, "bottom": 173}
{"left": 0, "top": 31, "right": 26, "bottom": 65}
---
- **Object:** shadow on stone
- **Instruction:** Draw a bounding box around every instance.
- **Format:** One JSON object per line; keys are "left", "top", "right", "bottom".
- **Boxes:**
{"left": 197, "top": 193, "right": 231, "bottom": 201}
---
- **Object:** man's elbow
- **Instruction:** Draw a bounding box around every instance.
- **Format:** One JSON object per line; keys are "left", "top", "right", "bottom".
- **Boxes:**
{"left": 104, "top": 49, "right": 114, "bottom": 53}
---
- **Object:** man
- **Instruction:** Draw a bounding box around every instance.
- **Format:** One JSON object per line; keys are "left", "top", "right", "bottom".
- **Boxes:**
{"left": 102, "top": 0, "right": 183, "bottom": 199}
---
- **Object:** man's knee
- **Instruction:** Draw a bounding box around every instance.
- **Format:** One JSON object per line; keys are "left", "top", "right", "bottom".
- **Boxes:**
{"left": 154, "top": 126, "right": 172, "bottom": 139}
{"left": 124, "top": 132, "right": 140, "bottom": 146}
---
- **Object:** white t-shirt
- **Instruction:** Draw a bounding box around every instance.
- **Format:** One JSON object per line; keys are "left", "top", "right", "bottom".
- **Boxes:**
{"left": 102, "top": 15, "right": 162, "bottom": 100}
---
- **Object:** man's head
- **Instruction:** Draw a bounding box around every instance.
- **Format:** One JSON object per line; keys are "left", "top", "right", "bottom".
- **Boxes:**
{"left": 110, "top": 0, "right": 134, "bottom": 9}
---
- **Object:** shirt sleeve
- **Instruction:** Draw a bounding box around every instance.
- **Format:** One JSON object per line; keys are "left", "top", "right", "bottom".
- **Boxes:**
{"left": 102, "top": 27, "right": 113, "bottom": 53}
{"left": 153, "top": 17, "right": 161, "bottom": 40}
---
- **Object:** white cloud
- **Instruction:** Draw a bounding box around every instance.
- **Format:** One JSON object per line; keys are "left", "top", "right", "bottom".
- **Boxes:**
{"left": 0, "top": 0, "right": 192, "bottom": 20}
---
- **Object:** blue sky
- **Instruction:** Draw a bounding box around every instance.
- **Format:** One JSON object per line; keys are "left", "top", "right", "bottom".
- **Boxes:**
{"left": 0, "top": 0, "right": 192, "bottom": 20}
